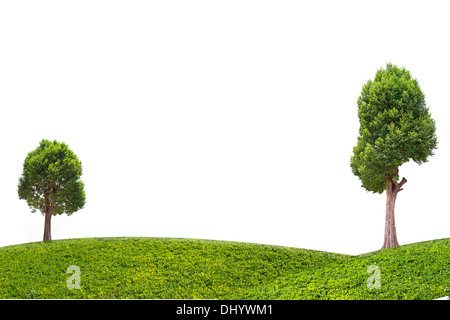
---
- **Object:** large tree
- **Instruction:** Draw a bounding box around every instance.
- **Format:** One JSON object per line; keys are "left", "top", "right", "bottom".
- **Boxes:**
{"left": 350, "top": 63, "right": 437, "bottom": 249}
{"left": 18, "top": 139, "right": 86, "bottom": 241}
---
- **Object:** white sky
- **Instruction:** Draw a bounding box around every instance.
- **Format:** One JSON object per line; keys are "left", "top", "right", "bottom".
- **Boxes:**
{"left": 1, "top": 0, "right": 449, "bottom": 255}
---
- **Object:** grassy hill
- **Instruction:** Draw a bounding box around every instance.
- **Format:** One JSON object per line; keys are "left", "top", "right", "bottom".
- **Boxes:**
{"left": 0, "top": 237, "right": 448, "bottom": 299}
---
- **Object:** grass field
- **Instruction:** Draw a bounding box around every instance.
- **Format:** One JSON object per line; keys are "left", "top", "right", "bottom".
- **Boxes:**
{"left": 0, "top": 237, "right": 448, "bottom": 299}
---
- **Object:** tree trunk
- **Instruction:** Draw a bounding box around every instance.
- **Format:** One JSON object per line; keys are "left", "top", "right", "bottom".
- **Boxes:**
{"left": 43, "top": 211, "right": 52, "bottom": 241}
{"left": 381, "top": 174, "right": 407, "bottom": 249}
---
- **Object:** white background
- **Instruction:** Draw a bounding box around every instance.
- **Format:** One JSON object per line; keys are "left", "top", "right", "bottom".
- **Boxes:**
{"left": 1, "top": 0, "right": 449, "bottom": 255}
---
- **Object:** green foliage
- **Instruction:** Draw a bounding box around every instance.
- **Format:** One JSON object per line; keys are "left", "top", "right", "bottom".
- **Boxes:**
{"left": 351, "top": 63, "right": 437, "bottom": 193}
{"left": 18, "top": 139, "right": 85, "bottom": 216}
{"left": 0, "top": 237, "right": 448, "bottom": 299}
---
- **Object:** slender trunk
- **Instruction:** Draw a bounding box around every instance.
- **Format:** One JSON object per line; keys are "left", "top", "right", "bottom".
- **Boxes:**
{"left": 381, "top": 172, "right": 407, "bottom": 250}
{"left": 381, "top": 179, "right": 399, "bottom": 249}
{"left": 43, "top": 211, "right": 52, "bottom": 241}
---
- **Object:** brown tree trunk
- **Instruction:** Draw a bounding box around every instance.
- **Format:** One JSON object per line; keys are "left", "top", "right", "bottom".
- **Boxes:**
{"left": 43, "top": 211, "right": 52, "bottom": 241}
{"left": 381, "top": 172, "right": 407, "bottom": 250}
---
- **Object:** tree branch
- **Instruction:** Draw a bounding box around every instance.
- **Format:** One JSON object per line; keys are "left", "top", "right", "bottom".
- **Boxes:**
{"left": 398, "top": 177, "right": 407, "bottom": 191}
{"left": 49, "top": 184, "right": 58, "bottom": 215}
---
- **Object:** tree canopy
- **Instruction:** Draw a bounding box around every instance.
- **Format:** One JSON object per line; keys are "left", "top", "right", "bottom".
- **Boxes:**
{"left": 350, "top": 63, "right": 437, "bottom": 194}
{"left": 18, "top": 139, "right": 86, "bottom": 218}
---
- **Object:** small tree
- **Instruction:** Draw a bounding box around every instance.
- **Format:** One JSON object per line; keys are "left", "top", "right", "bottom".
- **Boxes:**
{"left": 350, "top": 63, "right": 437, "bottom": 249}
{"left": 18, "top": 139, "right": 86, "bottom": 241}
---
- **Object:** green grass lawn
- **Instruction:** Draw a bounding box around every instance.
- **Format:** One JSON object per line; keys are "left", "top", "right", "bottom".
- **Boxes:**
{"left": 0, "top": 237, "right": 448, "bottom": 299}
